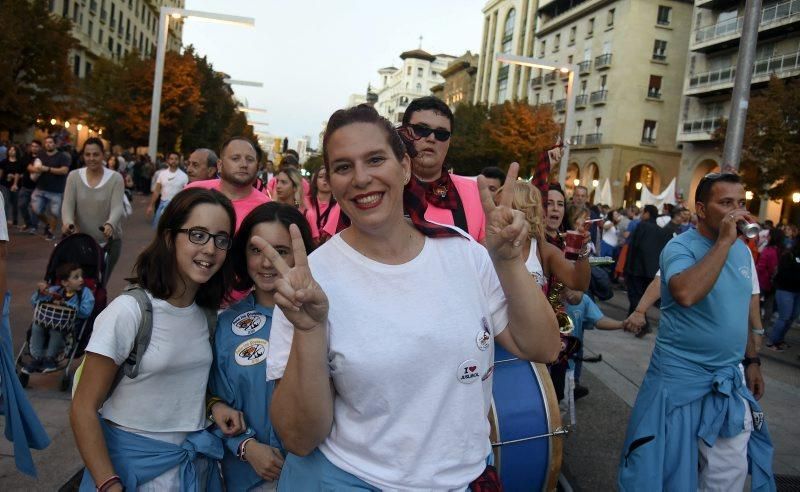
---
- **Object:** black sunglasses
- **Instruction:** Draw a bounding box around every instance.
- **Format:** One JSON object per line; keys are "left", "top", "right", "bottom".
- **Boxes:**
{"left": 408, "top": 124, "right": 452, "bottom": 142}
{"left": 178, "top": 227, "right": 232, "bottom": 251}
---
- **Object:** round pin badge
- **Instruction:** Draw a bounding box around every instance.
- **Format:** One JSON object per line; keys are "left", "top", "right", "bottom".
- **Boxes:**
{"left": 457, "top": 359, "right": 481, "bottom": 384}
{"left": 231, "top": 311, "right": 267, "bottom": 336}
{"left": 476, "top": 327, "right": 491, "bottom": 351}
{"left": 234, "top": 338, "right": 268, "bottom": 366}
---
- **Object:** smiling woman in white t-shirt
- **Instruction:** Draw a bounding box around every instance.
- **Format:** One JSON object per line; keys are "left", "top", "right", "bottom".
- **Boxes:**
{"left": 258, "top": 104, "right": 559, "bottom": 491}
{"left": 70, "top": 188, "right": 236, "bottom": 492}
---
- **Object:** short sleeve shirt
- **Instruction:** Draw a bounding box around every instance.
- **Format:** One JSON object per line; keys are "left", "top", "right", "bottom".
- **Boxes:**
{"left": 657, "top": 229, "right": 757, "bottom": 368}
{"left": 36, "top": 151, "right": 70, "bottom": 193}
{"left": 157, "top": 168, "right": 189, "bottom": 201}
{"left": 565, "top": 294, "right": 604, "bottom": 341}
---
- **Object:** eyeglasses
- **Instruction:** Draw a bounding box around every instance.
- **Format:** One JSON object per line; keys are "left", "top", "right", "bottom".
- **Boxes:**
{"left": 177, "top": 228, "right": 232, "bottom": 251}
{"left": 408, "top": 124, "right": 452, "bottom": 142}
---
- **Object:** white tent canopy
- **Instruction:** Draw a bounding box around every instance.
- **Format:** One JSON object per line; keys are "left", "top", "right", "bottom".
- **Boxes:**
{"left": 641, "top": 178, "right": 677, "bottom": 210}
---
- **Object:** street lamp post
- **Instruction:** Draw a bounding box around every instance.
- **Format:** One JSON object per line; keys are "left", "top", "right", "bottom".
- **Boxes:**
{"left": 495, "top": 53, "right": 579, "bottom": 187}
{"left": 148, "top": 7, "right": 255, "bottom": 163}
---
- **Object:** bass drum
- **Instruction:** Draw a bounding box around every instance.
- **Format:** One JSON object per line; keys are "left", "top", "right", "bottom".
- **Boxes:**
{"left": 489, "top": 345, "right": 563, "bottom": 491}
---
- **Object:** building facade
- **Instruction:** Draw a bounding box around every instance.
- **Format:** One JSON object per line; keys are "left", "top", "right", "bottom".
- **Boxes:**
{"left": 676, "top": 0, "right": 800, "bottom": 219}
{"left": 49, "top": 0, "right": 184, "bottom": 79}
{"left": 474, "top": 0, "right": 540, "bottom": 104}
{"left": 373, "top": 49, "right": 456, "bottom": 124}
{"left": 531, "top": 0, "right": 694, "bottom": 205}
{"left": 431, "top": 51, "right": 480, "bottom": 109}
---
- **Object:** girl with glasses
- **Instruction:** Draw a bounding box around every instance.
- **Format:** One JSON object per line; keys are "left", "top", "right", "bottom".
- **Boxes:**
{"left": 263, "top": 105, "right": 559, "bottom": 489}
{"left": 71, "top": 188, "right": 236, "bottom": 491}
{"left": 207, "top": 203, "right": 315, "bottom": 490}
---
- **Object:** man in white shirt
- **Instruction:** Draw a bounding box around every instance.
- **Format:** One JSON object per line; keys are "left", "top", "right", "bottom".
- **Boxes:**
{"left": 145, "top": 152, "right": 188, "bottom": 227}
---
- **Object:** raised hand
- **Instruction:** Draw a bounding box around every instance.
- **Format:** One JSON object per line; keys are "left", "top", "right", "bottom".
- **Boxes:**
{"left": 250, "top": 224, "right": 329, "bottom": 331}
{"left": 477, "top": 162, "right": 529, "bottom": 262}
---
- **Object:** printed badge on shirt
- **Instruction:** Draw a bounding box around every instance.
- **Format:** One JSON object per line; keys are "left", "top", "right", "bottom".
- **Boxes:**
{"left": 234, "top": 338, "right": 268, "bottom": 366}
{"left": 457, "top": 359, "right": 481, "bottom": 384}
{"left": 476, "top": 317, "right": 491, "bottom": 351}
{"left": 231, "top": 310, "right": 267, "bottom": 336}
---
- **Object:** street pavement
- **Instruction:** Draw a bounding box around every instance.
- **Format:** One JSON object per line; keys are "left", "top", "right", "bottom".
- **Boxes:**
{"left": 0, "top": 194, "right": 798, "bottom": 490}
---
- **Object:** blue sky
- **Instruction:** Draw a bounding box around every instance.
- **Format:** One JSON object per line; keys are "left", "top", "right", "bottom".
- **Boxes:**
{"left": 183, "top": 0, "right": 485, "bottom": 148}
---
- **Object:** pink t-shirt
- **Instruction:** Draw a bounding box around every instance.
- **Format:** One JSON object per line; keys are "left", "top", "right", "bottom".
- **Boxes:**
{"left": 304, "top": 199, "right": 332, "bottom": 240}
{"left": 185, "top": 179, "right": 270, "bottom": 232}
{"left": 321, "top": 174, "right": 486, "bottom": 242}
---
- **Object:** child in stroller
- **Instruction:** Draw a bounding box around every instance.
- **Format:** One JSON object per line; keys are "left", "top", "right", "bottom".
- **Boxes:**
{"left": 23, "top": 262, "right": 95, "bottom": 374}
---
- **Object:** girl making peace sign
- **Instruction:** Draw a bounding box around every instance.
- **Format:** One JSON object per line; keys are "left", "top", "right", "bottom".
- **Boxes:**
{"left": 260, "top": 105, "right": 560, "bottom": 490}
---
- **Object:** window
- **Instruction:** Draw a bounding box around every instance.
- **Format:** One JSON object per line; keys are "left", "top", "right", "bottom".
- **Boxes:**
{"left": 648, "top": 75, "right": 662, "bottom": 98}
{"left": 116, "top": 43, "right": 121, "bottom": 59}
{"left": 539, "top": 40, "right": 546, "bottom": 57}
{"left": 73, "top": 2, "right": 79, "bottom": 22}
{"left": 595, "top": 117, "right": 602, "bottom": 130}
{"left": 642, "top": 120, "right": 657, "bottom": 143}
{"left": 607, "top": 8, "right": 615, "bottom": 26}
{"left": 600, "top": 74, "right": 607, "bottom": 89}
{"left": 497, "top": 77, "right": 509, "bottom": 102}
{"left": 554, "top": 33, "right": 560, "bottom": 51}
{"left": 416, "top": 83, "right": 422, "bottom": 92}
{"left": 657, "top": 6, "right": 672, "bottom": 26}
{"left": 85, "top": 61, "right": 92, "bottom": 77}
{"left": 502, "top": 8, "right": 516, "bottom": 54}
{"left": 653, "top": 40, "right": 667, "bottom": 60}
{"left": 587, "top": 18, "right": 594, "bottom": 36}
{"left": 548, "top": 89, "right": 554, "bottom": 101}
{"left": 567, "top": 55, "right": 573, "bottom": 64}
{"left": 108, "top": 36, "right": 113, "bottom": 51}
{"left": 580, "top": 80, "right": 587, "bottom": 94}
{"left": 417, "top": 67, "right": 423, "bottom": 77}
{"left": 407, "top": 66, "right": 411, "bottom": 75}
{"left": 569, "top": 26, "right": 576, "bottom": 44}
{"left": 534, "top": 93, "right": 540, "bottom": 105}
{"left": 74, "top": 55, "right": 81, "bottom": 77}
{"left": 88, "top": 21, "right": 93, "bottom": 37}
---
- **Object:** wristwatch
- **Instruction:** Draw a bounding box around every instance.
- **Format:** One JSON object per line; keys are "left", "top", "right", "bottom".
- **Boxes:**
{"left": 742, "top": 356, "right": 761, "bottom": 367}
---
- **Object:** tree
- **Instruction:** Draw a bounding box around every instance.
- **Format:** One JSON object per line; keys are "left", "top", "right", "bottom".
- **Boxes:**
{"left": 304, "top": 154, "right": 324, "bottom": 174}
{"left": 713, "top": 76, "right": 800, "bottom": 199}
{"left": 0, "top": 0, "right": 77, "bottom": 136}
{"left": 83, "top": 49, "right": 202, "bottom": 152}
{"left": 447, "top": 102, "right": 502, "bottom": 177}
{"left": 486, "top": 100, "right": 561, "bottom": 178}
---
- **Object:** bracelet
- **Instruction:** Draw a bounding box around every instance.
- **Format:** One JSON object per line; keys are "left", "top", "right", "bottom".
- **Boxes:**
{"left": 742, "top": 356, "right": 761, "bottom": 367}
{"left": 238, "top": 437, "right": 256, "bottom": 462}
{"left": 96, "top": 474, "right": 121, "bottom": 492}
{"left": 750, "top": 328, "right": 765, "bottom": 335}
{"left": 206, "top": 396, "right": 222, "bottom": 420}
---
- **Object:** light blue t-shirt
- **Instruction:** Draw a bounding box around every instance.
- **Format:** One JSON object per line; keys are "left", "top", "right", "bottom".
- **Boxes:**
{"left": 657, "top": 229, "right": 754, "bottom": 368}
{"left": 565, "top": 294, "right": 604, "bottom": 342}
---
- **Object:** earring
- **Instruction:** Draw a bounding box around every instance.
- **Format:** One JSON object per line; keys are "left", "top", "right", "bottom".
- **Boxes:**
{"left": 403, "top": 173, "right": 410, "bottom": 185}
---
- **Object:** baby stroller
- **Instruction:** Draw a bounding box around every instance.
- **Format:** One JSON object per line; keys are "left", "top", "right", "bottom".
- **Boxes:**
{"left": 15, "top": 233, "right": 109, "bottom": 391}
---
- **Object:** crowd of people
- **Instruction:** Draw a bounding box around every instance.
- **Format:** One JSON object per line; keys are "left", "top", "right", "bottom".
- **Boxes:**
{"left": 0, "top": 94, "right": 796, "bottom": 490}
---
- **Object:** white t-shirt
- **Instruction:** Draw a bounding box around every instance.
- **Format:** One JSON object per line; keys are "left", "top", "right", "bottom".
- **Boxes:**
{"left": 156, "top": 168, "right": 188, "bottom": 201}
{"left": 525, "top": 238, "right": 546, "bottom": 287}
{"left": 267, "top": 233, "right": 509, "bottom": 490}
{"left": 86, "top": 292, "right": 212, "bottom": 432}
{"left": 602, "top": 221, "right": 618, "bottom": 247}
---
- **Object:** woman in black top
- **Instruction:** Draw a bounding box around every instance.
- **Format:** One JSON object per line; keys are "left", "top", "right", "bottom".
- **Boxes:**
{"left": 767, "top": 238, "right": 800, "bottom": 351}
{"left": 0, "top": 144, "right": 23, "bottom": 226}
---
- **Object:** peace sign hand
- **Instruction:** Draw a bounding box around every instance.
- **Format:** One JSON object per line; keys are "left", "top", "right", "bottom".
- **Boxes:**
{"left": 478, "top": 162, "right": 529, "bottom": 262}
{"left": 249, "top": 224, "right": 329, "bottom": 332}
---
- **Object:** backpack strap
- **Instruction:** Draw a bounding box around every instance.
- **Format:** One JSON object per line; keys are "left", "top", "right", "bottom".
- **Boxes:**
{"left": 107, "top": 285, "right": 153, "bottom": 396}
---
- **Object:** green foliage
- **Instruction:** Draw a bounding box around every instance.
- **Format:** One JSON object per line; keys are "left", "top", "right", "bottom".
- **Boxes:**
{"left": 713, "top": 76, "right": 800, "bottom": 199}
{"left": 304, "top": 154, "right": 324, "bottom": 174}
{"left": 447, "top": 102, "right": 502, "bottom": 176}
{"left": 0, "top": 0, "right": 77, "bottom": 136}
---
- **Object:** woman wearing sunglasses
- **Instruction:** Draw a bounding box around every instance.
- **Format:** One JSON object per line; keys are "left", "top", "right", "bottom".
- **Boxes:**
{"left": 263, "top": 105, "right": 559, "bottom": 489}
{"left": 71, "top": 188, "right": 236, "bottom": 491}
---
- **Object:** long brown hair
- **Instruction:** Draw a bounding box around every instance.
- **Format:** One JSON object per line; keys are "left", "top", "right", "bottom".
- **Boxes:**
{"left": 132, "top": 188, "right": 235, "bottom": 309}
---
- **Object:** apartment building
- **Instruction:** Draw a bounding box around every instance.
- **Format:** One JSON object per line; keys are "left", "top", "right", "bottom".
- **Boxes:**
{"left": 676, "top": 0, "right": 800, "bottom": 215}
{"left": 373, "top": 49, "right": 456, "bottom": 124}
{"left": 49, "top": 0, "right": 184, "bottom": 79}
{"left": 532, "top": 0, "right": 694, "bottom": 205}
{"left": 430, "top": 51, "right": 480, "bottom": 109}
{"left": 474, "top": 0, "right": 539, "bottom": 104}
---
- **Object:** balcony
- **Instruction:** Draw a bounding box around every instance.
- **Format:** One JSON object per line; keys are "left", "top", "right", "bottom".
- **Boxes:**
{"left": 575, "top": 93, "right": 588, "bottom": 108}
{"left": 595, "top": 53, "right": 612, "bottom": 70}
{"left": 693, "top": 0, "right": 800, "bottom": 52}
{"left": 555, "top": 98, "right": 566, "bottom": 112}
{"left": 652, "top": 53, "right": 667, "bottom": 62}
{"left": 679, "top": 117, "right": 722, "bottom": 141}
{"left": 89, "top": 1, "right": 97, "bottom": 14}
{"left": 545, "top": 72, "right": 558, "bottom": 84}
{"left": 686, "top": 50, "right": 800, "bottom": 95}
{"left": 590, "top": 89, "right": 608, "bottom": 104}
{"left": 570, "top": 135, "right": 583, "bottom": 146}
{"left": 578, "top": 59, "right": 592, "bottom": 75}
{"left": 641, "top": 136, "right": 657, "bottom": 145}
{"left": 531, "top": 76, "right": 543, "bottom": 88}
{"left": 585, "top": 133, "right": 603, "bottom": 145}
{"left": 647, "top": 89, "right": 662, "bottom": 99}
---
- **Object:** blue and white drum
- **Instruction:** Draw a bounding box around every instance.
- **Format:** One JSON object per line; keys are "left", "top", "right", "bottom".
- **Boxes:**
{"left": 490, "top": 345, "right": 564, "bottom": 491}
